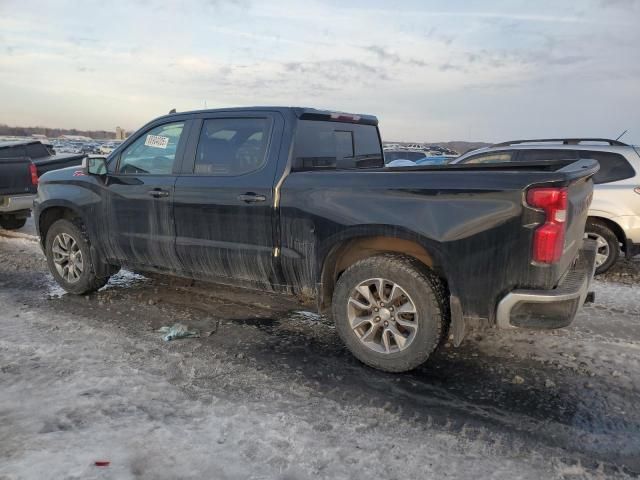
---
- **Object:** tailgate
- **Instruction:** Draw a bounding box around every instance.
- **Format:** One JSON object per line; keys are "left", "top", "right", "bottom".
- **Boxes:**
{"left": 0, "top": 157, "right": 35, "bottom": 196}
{"left": 559, "top": 175, "right": 593, "bottom": 275}
{"left": 533, "top": 158, "right": 598, "bottom": 287}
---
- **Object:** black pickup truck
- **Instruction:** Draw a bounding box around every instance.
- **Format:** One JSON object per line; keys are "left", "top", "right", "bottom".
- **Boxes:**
{"left": 0, "top": 156, "right": 38, "bottom": 230}
{"left": 34, "top": 107, "right": 598, "bottom": 372}
{"left": 0, "top": 140, "right": 85, "bottom": 176}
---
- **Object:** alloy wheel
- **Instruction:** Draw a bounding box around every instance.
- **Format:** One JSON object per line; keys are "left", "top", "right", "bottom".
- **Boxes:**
{"left": 587, "top": 232, "right": 610, "bottom": 268}
{"left": 51, "top": 233, "right": 84, "bottom": 283}
{"left": 347, "top": 278, "right": 418, "bottom": 354}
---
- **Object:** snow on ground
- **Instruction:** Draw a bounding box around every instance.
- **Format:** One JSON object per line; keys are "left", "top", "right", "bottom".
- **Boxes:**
{"left": 1, "top": 294, "right": 572, "bottom": 480}
{"left": 0, "top": 234, "right": 639, "bottom": 479}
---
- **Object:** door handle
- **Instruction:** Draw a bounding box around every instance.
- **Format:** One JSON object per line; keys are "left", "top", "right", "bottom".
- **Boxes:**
{"left": 237, "top": 193, "right": 266, "bottom": 203}
{"left": 147, "top": 189, "right": 170, "bottom": 198}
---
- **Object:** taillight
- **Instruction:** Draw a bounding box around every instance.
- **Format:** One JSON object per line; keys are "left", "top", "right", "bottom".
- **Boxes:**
{"left": 29, "top": 163, "right": 39, "bottom": 186}
{"left": 526, "top": 187, "right": 568, "bottom": 263}
{"left": 634, "top": 187, "right": 640, "bottom": 195}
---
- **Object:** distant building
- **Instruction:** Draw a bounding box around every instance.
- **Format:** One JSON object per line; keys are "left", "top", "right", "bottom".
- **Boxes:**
{"left": 115, "top": 126, "right": 126, "bottom": 140}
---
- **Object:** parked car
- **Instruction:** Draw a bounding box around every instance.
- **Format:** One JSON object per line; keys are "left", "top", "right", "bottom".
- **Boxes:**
{"left": 0, "top": 140, "right": 86, "bottom": 177}
{"left": 384, "top": 150, "right": 455, "bottom": 166}
{"left": 0, "top": 156, "right": 38, "bottom": 230}
{"left": 384, "top": 149, "right": 429, "bottom": 164}
{"left": 450, "top": 138, "right": 640, "bottom": 274}
{"left": 415, "top": 155, "right": 457, "bottom": 166}
{"left": 35, "top": 108, "right": 598, "bottom": 372}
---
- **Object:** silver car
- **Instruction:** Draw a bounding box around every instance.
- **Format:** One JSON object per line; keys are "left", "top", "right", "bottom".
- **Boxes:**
{"left": 450, "top": 138, "right": 640, "bottom": 274}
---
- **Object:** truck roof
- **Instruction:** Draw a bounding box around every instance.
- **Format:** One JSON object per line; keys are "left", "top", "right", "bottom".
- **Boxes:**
{"left": 0, "top": 140, "right": 44, "bottom": 149}
{"left": 159, "top": 106, "right": 379, "bottom": 126}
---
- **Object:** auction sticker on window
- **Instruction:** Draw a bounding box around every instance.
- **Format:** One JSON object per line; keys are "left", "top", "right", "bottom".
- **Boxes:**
{"left": 144, "top": 134, "right": 169, "bottom": 149}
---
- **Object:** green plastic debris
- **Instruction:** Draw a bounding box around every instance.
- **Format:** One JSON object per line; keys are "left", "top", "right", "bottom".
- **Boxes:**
{"left": 158, "top": 323, "right": 200, "bottom": 341}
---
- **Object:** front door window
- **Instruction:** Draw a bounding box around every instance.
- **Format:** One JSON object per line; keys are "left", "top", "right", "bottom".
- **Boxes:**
{"left": 118, "top": 122, "right": 185, "bottom": 175}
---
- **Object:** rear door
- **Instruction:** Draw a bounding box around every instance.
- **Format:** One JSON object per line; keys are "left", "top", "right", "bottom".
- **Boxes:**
{"left": 103, "top": 120, "right": 190, "bottom": 271}
{"left": 173, "top": 112, "right": 284, "bottom": 285}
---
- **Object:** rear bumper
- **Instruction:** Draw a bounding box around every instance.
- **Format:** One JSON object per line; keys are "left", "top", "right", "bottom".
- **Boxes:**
{"left": 0, "top": 194, "right": 35, "bottom": 215}
{"left": 496, "top": 240, "right": 597, "bottom": 330}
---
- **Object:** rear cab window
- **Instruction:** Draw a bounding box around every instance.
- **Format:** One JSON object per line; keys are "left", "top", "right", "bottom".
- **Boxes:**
{"left": 292, "top": 120, "right": 383, "bottom": 170}
{"left": 25, "top": 143, "right": 50, "bottom": 159}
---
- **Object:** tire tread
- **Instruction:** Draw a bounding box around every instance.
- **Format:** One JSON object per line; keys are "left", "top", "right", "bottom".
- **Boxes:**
{"left": 332, "top": 253, "right": 449, "bottom": 372}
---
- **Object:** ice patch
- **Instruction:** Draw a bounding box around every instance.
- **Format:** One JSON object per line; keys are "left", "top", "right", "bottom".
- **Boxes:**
{"left": 45, "top": 270, "right": 148, "bottom": 298}
{"left": 99, "top": 270, "right": 148, "bottom": 291}
{"left": 288, "top": 310, "right": 334, "bottom": 329}
{"left": 46, "top": 277, "right": 67, "bottom": 298}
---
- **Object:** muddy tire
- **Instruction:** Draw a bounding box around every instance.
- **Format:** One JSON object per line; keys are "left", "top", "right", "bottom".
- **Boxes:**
{"left": 332, "top": 254, "right": 448, "bottom": 373}
{"left": 45, "top": 219, "right": 111, "bottom": 294}
{"left": 0, "top": 216, "right": 27, "bottom": 230}
{"left": 586, "top": 220, "right": 619, "bottom": 275}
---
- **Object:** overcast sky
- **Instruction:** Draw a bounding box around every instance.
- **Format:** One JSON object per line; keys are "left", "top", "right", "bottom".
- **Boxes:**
{"left": 0, "top": 0, "right": 638, "bottom": 143}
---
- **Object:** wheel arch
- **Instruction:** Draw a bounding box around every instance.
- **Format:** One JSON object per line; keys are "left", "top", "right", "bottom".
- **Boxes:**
{"left": 317, "top": 231, "right": 451, "bottom": 313}
{"left": 38, "top": 202, "right": 90, "bottom": 248}
{"left": 587, "top": 216, "right": 626, "bottom": 250}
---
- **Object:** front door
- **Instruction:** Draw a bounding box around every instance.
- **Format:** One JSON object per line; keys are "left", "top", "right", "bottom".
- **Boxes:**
{"left": 104, "top": 120, "right": 188, "bottom": 271}
{"left": 173, "top": 113, "right": 284, "bottom": 286}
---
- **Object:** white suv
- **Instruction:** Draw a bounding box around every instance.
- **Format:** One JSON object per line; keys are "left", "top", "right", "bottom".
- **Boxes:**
{"left": 451, "top": 138, "right": 640, "bottom": 274}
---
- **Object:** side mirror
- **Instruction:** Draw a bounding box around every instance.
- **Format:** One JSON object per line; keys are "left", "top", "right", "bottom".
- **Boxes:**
{"left": 83, "top": 156, "right": 108, "bottom": 175}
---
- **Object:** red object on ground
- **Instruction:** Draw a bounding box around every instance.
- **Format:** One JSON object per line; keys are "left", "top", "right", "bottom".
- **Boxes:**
{"left": 94, "top": 461, "right": 110, "bottom": 467}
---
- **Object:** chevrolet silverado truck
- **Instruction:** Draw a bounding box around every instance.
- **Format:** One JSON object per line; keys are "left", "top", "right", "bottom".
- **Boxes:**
{"left": 34, "top": 107, "right": 598, "bottom": 372}
{"left": 0, "top": 156, "right": 38, "bottom": 230}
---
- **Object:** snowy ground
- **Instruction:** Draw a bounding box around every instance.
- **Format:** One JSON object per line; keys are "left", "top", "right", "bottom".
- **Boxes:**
{"left": 0, "top": 229, "right": 639, "bottom": 479}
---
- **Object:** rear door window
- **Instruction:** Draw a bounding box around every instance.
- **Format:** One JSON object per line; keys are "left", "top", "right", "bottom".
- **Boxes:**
{"left": 293, "top": 120, "right": 383, "bottom": 170}
{"left": 193, "top": 118, "right": 272, "bottom": 176}
{"left": 578, "top": 151, "right": 636, "bottom": 184}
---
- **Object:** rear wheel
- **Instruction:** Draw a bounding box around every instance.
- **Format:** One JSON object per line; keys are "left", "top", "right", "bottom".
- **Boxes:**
{"left": 0, "top": 216, "right": 27, "bottom": 230}
{"left": 332, "top": 254, "right": 448, "bottom": 372}
{"left": 585, "top": 220, "right": 620, "bottom": 275}
{"left": 45, "top": 219, "right": 112, "bottom": 294}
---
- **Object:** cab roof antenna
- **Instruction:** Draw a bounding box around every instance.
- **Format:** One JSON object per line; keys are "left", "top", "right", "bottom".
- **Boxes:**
{"left": 615, "top": 129, "right": 627, "bottom": 141}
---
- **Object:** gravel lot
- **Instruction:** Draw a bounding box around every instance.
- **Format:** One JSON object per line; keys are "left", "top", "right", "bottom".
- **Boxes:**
{"left": 1, "top": 225, "right": 639, "bottom": 479}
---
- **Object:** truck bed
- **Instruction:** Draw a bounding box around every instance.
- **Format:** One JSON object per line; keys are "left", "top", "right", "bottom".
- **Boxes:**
{"left": 33, "top": 153, "right": 85, "bottom": 176}
{"left": 279, "top": 157, "right": 598, "bottom": 322}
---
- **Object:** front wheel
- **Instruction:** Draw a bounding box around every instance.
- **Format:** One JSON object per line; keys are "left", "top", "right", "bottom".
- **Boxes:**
{"left": 332, "top": 254, "right": 448, "bottom": 373}
{"left": 45, "top": 219, "right": 112, "bottom": 294}
{"left": 0, "top": 216, "right": 27, "bottom": 230}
